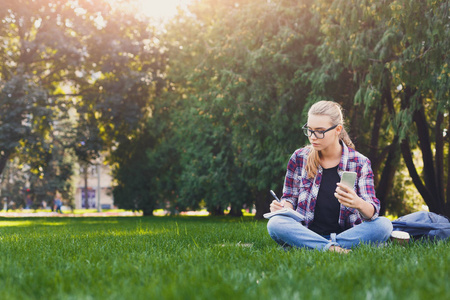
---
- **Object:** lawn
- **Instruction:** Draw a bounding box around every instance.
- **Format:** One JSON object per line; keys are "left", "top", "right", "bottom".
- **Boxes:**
{"left": 0, "top": 216, "right": 448, "bottom": 300}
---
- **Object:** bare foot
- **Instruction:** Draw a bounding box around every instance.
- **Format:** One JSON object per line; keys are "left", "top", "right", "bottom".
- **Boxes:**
{"left": 328, "top": 245, "right": 351, "bottom": 254}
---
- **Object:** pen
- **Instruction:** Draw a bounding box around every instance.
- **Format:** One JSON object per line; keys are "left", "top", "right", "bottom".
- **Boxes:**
{"left": 270, "top": 190, "right": 281, "bottom": 202}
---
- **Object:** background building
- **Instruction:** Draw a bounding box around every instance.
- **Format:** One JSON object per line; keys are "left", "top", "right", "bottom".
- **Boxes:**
{"left": 74, "top": 163, "right": 115, "bottom": 209}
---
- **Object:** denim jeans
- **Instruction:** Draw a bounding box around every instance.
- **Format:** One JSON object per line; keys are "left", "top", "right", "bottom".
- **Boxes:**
{"left": 267, "top": 215, "right": 393, "bottom": 251}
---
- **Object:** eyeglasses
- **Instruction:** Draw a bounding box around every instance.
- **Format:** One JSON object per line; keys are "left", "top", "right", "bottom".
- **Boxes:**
{"left": 302, "top": 123, "right": 338, "bottom": 139}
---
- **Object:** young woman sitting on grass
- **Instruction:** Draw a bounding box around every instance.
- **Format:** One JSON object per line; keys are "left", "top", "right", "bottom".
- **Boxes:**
{"left": 267, "top": 101, "right": 392, "bottom": 253}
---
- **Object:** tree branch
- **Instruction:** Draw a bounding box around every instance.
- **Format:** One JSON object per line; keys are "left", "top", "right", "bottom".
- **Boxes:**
{"left": 435, "top": 111, "right": 444, "bottom": 201}
{"left": 447, "top": 117, "right": 450, "bottom": 216}
{"left": 400, "top": 139, "right": 439, "bottom": 213}
{"left": 376, "top": 136, "right": 400, "bottom": 216}
{"left": 369, "top": 104, "right": 383, "bottom": 175}
{"left": 412, "top": 100, "right": 440, "bottom": 202}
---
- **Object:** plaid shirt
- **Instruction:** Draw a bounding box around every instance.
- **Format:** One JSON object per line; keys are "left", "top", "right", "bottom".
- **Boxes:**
{"left": 281, "top": 142, "right": 380, "bottom": 229}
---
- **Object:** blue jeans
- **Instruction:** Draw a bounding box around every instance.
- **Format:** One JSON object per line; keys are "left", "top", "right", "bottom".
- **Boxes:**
{"left": 267, "top": 215, "right": 393, "bottom": 251}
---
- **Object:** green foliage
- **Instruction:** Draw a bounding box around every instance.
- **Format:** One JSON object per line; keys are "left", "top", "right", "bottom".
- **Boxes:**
{"left": 112, "top": 128, "right": 164, "bottom": 216}
{"left": 110, "top": 0, "right": 449, "bottom": 217}
{"left": 0, "top": 111, "right": 76, "bottom": 208}
{"left": 145, "top": 0, "right": 318, "bottom": 217}
{"left": 1, "top": 0, "right": 449, "bottom": 217}
{"left": 0, "top": 0, "right": 163, "bottom": 207}
{"left": 316, "top": 0, "right": 450, "bottom": 216}
{"left": 0, "top": 217, "right": 449, "bottom": 299}
{"left": 73, "top": 2, "right": 164, "bottom": 160}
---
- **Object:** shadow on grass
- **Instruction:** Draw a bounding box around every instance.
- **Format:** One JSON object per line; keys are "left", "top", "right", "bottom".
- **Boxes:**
{"left": 0, "top": 215, "right": 263, "bottom": 230}
{"left": 0, "top": 217, "right": 121, "bottom": 228}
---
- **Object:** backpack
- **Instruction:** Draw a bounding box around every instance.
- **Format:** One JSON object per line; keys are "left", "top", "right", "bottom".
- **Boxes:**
{"left": 391, "top": 211, "right": 450, "bottom": 241}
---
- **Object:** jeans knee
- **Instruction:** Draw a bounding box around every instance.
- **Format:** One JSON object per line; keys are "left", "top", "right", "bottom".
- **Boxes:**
{"left": 376, "top": 216, "right": 393, "bottom": 238}
{"left": 267, "top": 216, "right": 282, "bottom": 237}
{"left": 267, "top": 216, "right": 293, "bottom": 239}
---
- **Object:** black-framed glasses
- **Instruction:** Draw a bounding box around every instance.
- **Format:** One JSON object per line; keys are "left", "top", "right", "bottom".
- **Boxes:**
{"left": 302, "top": 123, "right": 338, "bottom": 139}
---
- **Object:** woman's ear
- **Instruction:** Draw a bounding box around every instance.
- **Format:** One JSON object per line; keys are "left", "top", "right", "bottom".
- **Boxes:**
{"left": 336, "top": 124, "right": 343, "bottom": 136}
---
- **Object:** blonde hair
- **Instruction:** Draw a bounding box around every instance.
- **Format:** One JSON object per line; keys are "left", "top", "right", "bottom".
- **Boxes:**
{"left": 305, "top": 101, "right": 355, "bottom": 178}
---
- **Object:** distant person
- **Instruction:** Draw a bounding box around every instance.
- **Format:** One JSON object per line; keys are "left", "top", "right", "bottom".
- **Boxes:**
{"left": 25, "top": 195, "right": 33, "bottom": 209}
{"left": 7, "top": 199, "right": 15, "bottom": 211}
{"left": 54, "top": 196, "right": 63, "bottom": 214}
{"left": 267, "top": 101, "right": 392, "bottom": 253}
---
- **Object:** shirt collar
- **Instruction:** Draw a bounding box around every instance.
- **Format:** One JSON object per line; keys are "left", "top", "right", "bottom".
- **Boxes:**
{"left": 338, "top": 140, "right": 349, "bottom": 171}
{"left": 316, "top": 140, "right": 349, "bottom": 174}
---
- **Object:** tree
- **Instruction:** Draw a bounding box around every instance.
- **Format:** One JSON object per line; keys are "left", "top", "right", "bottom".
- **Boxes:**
{"left": 0, "top": 158, "right": 27, "bottom": 209}
{"left": 0, "top": 0, "right": 104, "bottom": 205}
{"left": 112, "top": 127, "right": 158, "bottom": 215}
{"left": 1, "top": 0, "right": 164, "bottom": 210}
{"left": 316, "top": 0, "right": 450, "bottom": 216}
{"left": 158, "top": 0, "right": 322, "bottom": 218}
{"left": 0, "top": 0, "right": 97, "bottom": 175}
{"left": 70, "top": 1, "right": 166, "bottom": 211}
{"left": 160, "top": 3, "right": 254, "bottom": 216}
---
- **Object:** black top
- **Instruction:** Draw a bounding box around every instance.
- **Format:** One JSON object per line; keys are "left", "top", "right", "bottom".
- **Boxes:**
{"left": 309, "top": 165, "right": 343, "bottom": 236}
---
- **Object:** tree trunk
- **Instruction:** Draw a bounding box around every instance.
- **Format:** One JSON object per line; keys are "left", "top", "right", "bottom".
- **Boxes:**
{"left": 0, "top": 151, "right": 11, "bottom": 176}
{"left": 412, "top": 104, "right": 441, "bottom": 204}
{"left": 435, "top": 112, "right": 444, "bottom": 202}
{"left": 254, "top": 190, "right": 271, "bottom": 220}
{"left": 369, "top": 104, "right": 383, "bottom": 179}
{"left": 400, "top": 88, "right": 447, "bottom": 217}
{"left": 209, "top": 205, "right": 224, "bottom": 216}
{"left": 142, "top": 209, "right": 154, "bottom": 216}
{"left": 228, "top": 205, "right": 243, "bottom": 217}
{"left": 84, "top": 164, "right": 89, "bottom": 209}
{"left": 372, "top": 71, "right": 396, "bottom": 188}
{"left": 446, "top": 117, "right": 450, "bottom": 217}
{"left": 376, "top": 137, "right": 400, "bottom": 216}
{"left": 400, "top": 139, "right": 440, "bottom": 213}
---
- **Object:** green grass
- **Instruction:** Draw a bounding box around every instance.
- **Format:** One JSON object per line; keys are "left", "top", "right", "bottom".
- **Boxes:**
{"left": 0, "top": 216, "right": 448, "bottom": 300}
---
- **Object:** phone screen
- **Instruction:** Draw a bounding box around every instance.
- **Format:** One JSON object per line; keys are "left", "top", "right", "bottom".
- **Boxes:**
{"left": 340, "top": 171, "right": 357, "bottom": 188}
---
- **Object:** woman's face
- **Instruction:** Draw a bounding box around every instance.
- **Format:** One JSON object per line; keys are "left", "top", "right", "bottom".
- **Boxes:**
{"left": 306, "top": 114, "right": 341, "bottom": 151}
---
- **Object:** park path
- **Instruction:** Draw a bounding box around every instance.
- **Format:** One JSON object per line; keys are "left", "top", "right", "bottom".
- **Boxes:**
{"left": 0, "top": 210, "right": 210, "bottom": 217}
{"left": 0, "top": 211, "right": 143, "bottom": 217}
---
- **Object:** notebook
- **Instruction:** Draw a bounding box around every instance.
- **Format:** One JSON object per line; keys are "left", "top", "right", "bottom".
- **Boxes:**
{"left": 263, "top": 208, "right": 304, "bottom": 222}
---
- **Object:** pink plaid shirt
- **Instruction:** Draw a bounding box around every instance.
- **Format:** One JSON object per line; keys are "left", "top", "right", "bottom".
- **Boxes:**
{"left": 281, "top": 142, "right": 380, "bottom": 229}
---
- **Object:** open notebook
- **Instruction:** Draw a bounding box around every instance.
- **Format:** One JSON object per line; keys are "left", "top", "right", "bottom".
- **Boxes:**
{"left": 263, "top": 208, "right": 304, "bottom": 222}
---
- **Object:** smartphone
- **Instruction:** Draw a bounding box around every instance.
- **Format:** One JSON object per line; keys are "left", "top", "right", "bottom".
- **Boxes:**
{"left": 340, "top": 171, "right": 357, "bottom": 189}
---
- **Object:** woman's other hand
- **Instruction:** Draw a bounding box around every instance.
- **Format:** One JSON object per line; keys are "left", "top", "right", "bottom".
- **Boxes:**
{"left": 269, "top": 200, "right": 286, "bottom": 212}
{"left": 270, "top": 200, "right": 294, "bottom": 212}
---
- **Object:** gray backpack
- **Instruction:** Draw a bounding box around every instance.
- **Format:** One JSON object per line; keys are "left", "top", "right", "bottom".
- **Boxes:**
{"left": 391, "top": 211, "right": 450, "bottom": 241}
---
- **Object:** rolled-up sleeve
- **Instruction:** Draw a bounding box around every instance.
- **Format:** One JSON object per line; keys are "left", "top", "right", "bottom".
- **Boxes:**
{"left": 281, "top": 149, "right": 311, "bottom": 210}
{"left": 281, "top": 152, "right": 301, "bottom": 209}
{"left": 357, "top": 158, "right": 380, "bottom": 221}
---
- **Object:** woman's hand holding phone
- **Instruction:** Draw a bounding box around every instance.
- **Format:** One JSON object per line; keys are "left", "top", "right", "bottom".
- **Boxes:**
{"left": 335, "top": 171, "right": 376, "bottom": 219}
{"left": 335, "top": 171, "right": 361, "bottom": 209}
{"left": 335, "top": 182, "right": 361, "bottom": 209}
